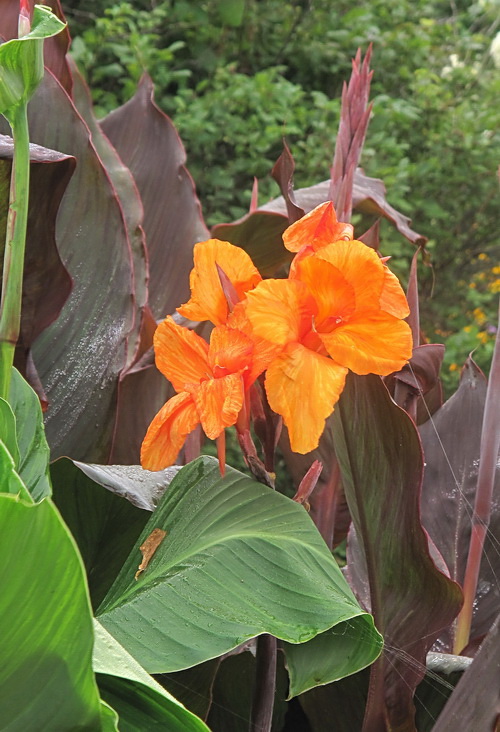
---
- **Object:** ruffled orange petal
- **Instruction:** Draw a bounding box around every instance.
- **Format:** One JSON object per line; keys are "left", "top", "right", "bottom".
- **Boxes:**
{"left": 244, "top": 279, "right": 317, "bottom": 346}
{"left": 265, "top": 343, "right": 347, "bottom": 454}
{"left": 141, "top": 392, "right": 199, "bottom": 471}
{"left": 320, "top": 311, "right": 413, "bottom": 375}
{"left": 208, "top": 325, "right": 254, "bottom": 378}
{"left": 283, "top": 202, "right": 354, "bottom": 253}
{"left": 154, "top": 316, "right": 210, "bottom": 392}
{"left": 380, "top": 267, "right": 410, "bottom": 318}
{"left": 293, "top": 254, "right": 356, "bottom": 330}
{"left": 177, "top": 239, "right": 262, "bottom": 325}
{"left": 311, "top": 239, "right": 386, "bottom": 311}
{"left": 191, "top": 373, "right": 245, "bottom": 439}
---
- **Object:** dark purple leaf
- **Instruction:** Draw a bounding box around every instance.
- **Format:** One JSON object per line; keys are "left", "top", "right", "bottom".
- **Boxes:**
{"left": 353, "top": 169, "right": 427, "bottom": 247}
{"left": 110, "top": 363, "right": 172, "bottom": 465}
{"left": 455, "top": 304, "right": 500, "bottom": 652}
{"left": 431, "top": 613, "right": 500, "bottom": 731}
{"left": 207, "top": 649, "right": 288, "bottom": 732}
{"left": 0, "top": 134, "right": 74, "bottom": 355}
{"left": 300, "top": 668, "right": 369, "bottom": 732}
{"left": 358, "top": 218, "right": 380, "bottom": 250}
{"left": 0, "top": 70, "right": 140, "bottom": 461}
{"left": 69, "top": 58, "right": 147, "bottom": 368}
{"left": 158, "top": 659, "right": 221, "bottom": 722}
{"left": 99, "top": 74, "right": 210, "bottom": 461}
{"left": 211, "top": 210, "right": 291, "bottom": 276}
{"left": 0, "top": 0, "right": 72, "bottom": 95}
{"left": 271, "top": 141, "right": 304, "bottom": 224}
{"left": 387, "top": 249, "right": 446, "bottom": 425}
{"left": 279, "top": 425, "right": 350, "bottom": 550}
{"left": 261, "top": 170, "right": 426, "bottom": 248}
{"left": 389, "top": 343, "right": 445, "bottom": 422}
{"left": 100, "top": 73, "right": 209, "bottom": 321}
{"left": 332, "top": 374, "right": 463, "bottom": 731}
{"left": 420, "top": 357, "right": 500, "bottom": 649}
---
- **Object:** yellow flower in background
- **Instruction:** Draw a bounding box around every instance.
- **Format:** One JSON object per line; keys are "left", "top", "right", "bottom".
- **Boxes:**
{"left": 473, "top": 307, "right": 486, "bottom": 325}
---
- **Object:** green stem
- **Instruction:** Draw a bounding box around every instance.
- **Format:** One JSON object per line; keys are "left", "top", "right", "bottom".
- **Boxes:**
{"left": 0, "top": 103, "right": 30, "bottom": 401}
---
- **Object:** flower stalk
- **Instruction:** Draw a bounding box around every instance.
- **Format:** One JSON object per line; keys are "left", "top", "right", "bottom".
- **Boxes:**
{"left": 0, "top": 102, "right": 30, "bottom": 400}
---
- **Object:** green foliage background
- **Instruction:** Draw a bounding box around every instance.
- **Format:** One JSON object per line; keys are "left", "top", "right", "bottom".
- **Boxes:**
{"left": 63, "top": 0, "right": 500, "bottom": 389}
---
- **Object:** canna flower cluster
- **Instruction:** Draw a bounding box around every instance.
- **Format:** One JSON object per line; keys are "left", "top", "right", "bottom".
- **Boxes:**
{"left": 141, "top": 202, "right": 413, "bottom": 472}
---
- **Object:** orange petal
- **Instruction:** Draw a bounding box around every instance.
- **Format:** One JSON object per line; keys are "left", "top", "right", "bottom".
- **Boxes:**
{"left": 177, "top": 239, "right": 262, "bottom": 325}
{"left": 311, "top": 239, "right": 386, "bottom": 311}
{"left": 154, "top": 316, "right": 210, "bottom": 392}
{"left": 191, "top": 373, "right": 245, "bottom": 439}
{"left": 208, "top": 325, "right": 254, "bottom": 378}
{"left": 244, "top": 279, "right": 317, "bottom": 346}
{"left": 141, "top": 392, "right": 199, "bottom": 471}
{"left": 227, "top": 302, "right": 284, "bottom": 386}
{"left": 320, "top": 311, "right": 413, "bottom": 375}
{"left": 265, "top": 343, "right": 347, "bottom": 454}
{"left": 380, "top": 267, "right": 410, "bottom": 318}
{"left": 293, "top": 254, "right": 356, "bottom": 330}
{"left": 283, "top": 202, "right": 354, "bottom": 253}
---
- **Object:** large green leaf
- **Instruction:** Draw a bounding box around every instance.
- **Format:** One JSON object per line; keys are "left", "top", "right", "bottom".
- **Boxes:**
{"left": 284, "top": 617, "right": 383, "bottom": 697}
{"left": 93, "top": 620, "right": 211, "bottom": 732}
{"left": 0, "top": 396, "right": 19, "bottom": 467}
{"left": 0, "top": 485, "right": 104, "bottom": 728}
{"left": 97, "top": 456, "right": 382, "bottom": 681}
{"left": 8, "top": 368, "right": 51, "bottom": 501}
{"left": 0, "top": 437, "right": 30, "bottom": 500}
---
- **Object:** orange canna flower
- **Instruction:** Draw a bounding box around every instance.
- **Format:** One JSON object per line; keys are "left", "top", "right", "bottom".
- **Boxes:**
{"left": 141, "top": 316, "right": 269, "bottom": 471}
{"left": 244, "top": 240, "right": 412, "bottom": 453}
{"left": 177, "top": 239, "right": 262, "bottom": 325}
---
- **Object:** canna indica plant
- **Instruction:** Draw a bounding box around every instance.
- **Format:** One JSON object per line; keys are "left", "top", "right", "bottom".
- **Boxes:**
{"left": 1, "top": 2, "right": 499, "bottom": 730}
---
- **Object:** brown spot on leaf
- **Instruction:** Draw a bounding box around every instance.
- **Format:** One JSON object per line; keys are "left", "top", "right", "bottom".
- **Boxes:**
{"left": 135, "top": 528, "right": 166, "bottom": 580}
